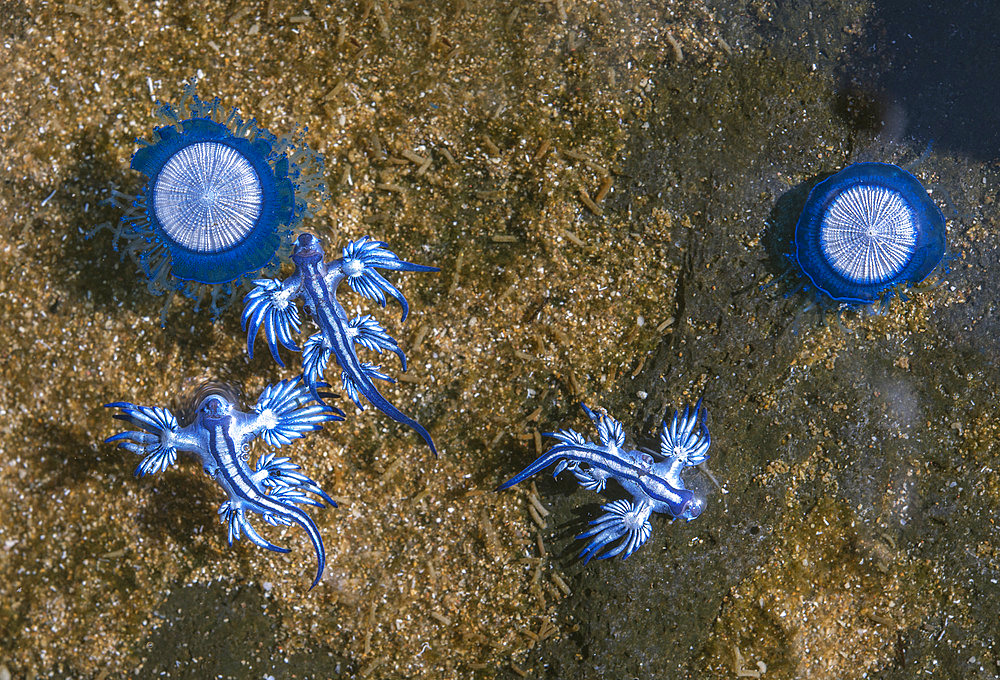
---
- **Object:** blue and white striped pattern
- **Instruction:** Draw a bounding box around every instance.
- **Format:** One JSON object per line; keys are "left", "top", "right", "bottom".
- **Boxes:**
{"left": 153, "top": 141, "right": 263, "bottom": 252}
{"left": 498, "top": 402, "right": 711, "bottom": 563}
{"left": 819, "top": 184, "right": 916, "bottom": 284}
{"left": 242, "top": 232, "right": 439, "bottom": 455}
{"left": 92, "top": 80, "right": 325, "bottom": 320}
{"left": 104, "top": 379, "right": 341, "bottom": 590}
{"left": 793, "top": 162, "right": 946, "bottom": 305}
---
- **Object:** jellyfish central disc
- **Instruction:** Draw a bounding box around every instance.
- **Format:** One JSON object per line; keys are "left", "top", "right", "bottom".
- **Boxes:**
{"left": 153, "top": 141, "right": 263, "bottom": 253}
{"left": 819, "top": 184, "right": 917, "bottom": 285}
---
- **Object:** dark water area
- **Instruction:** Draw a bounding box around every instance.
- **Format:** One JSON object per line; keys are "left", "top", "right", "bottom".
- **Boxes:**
{"left": 0, "top": 1, "right": 998, "bottom": 679}
{"left": 848, "top": 1, "right": 1000, "bottom": 162}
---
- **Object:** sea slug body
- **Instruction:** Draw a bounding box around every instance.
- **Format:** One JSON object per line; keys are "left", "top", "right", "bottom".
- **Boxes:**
{"left": 242, "top": 232, "right": 439, "bottom": 455}
{"left": 104, "top": 379, "right": 340, "bottom": 589}
{"left": 499, "top": 402, "right": 711, "bottom": 562}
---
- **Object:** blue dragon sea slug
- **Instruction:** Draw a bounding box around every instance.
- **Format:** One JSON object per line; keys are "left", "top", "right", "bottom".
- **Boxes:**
{"left": 104, "top": 379, "right": 340, "bottom": 589}
{"left": 499, "top": 402, "right": 710, "bottom": 562}
{"left": 243, "top": 232, "right": 439, "bottom": 455}
{"left": 792, "top": 162, "right": 946, "bottom": 307}
{"left": 98, "top": 80, "right": 325, "bottom": 319}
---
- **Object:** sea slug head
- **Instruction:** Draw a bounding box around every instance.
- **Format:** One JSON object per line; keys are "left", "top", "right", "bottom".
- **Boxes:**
{"left": 679, "top": 496, "right": 704, "bottom": 521}
{"left": 291, "top": 232, "right": 325, "bottom": 265}
{"left": 197, "top": 394, "right": 234, "bottom": 422}
{"left": 176, "top": 379, "right": 242, "bottom": 426}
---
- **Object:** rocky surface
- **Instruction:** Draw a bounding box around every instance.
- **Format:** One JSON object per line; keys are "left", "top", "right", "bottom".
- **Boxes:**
{"left": 0, "top": 1, "right": 997, "bottom": 678}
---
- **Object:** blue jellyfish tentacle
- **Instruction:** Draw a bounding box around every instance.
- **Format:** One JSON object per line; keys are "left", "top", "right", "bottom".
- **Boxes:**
{"left": 791, "top": 162, "right": 946, "bottom": 308}
{"left": 91, "top": 79, "right": 327, "bottom": 321}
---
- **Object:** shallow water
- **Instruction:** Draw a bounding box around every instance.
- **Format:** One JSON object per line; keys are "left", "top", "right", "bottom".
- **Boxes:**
{"left": 1, "top": 1, "right": 998, "bottom": 678}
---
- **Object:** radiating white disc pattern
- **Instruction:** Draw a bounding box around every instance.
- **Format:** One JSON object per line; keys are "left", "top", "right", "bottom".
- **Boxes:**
{"left": 153, "top": 142, "right": 263, "bottom": 252}
{"left": 820, "top": 184, "right": 916, "bottom": 284}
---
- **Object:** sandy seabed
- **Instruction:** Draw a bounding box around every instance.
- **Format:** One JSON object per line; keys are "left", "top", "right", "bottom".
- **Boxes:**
{"left": 1, "top": 1, "right": 998, "bottom": 678}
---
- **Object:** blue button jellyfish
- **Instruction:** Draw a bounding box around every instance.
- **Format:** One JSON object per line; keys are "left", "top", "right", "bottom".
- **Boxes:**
{"left": 793, "top": 162, "right": 946, "bottom": 307}
{"left": 99, "top": 81, "right": 325, "bottom": 320}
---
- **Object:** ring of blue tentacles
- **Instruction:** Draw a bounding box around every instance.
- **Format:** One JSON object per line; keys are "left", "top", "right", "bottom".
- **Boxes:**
{"left": 131, "top": 117, "right": 297, "bottom": 285}
{"left": 793, "top": 162, "right": 946, "bottom": 303}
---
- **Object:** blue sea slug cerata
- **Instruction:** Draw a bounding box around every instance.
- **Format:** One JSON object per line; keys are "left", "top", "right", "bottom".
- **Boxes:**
{"left": 243, "top": 232, "right": 439, "bottom": 455}
{"left": 499, "top": 402, "right": 711, "bottom": 562}
{"left": 104, "top": 379, "right": 339, "bottom": 589}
